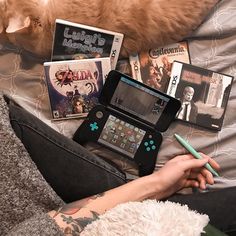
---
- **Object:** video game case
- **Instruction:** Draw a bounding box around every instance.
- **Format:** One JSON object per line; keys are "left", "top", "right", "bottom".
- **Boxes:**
{"left": 51, "top": 19, "right": 124, "bottom": 70}
{"left": 129, "top": 41, "right": 190, "bottom": 93}
{"left": 115, "top": 59, "right": 132, "bottom": 77}
{"left": 167, "top": 61, "right": 234, "bottom": 130}
{"left": 44, "top": 57, "right": 111, "bottom": 120}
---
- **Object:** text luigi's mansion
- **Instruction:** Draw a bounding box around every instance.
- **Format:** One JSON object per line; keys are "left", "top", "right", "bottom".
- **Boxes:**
{"left": 62, "top": 27, "right": 106, "bottom": 55}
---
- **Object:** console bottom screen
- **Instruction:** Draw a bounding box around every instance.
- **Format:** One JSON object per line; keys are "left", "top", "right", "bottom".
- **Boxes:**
{"left": 98, "top": 115, "right": 146, "bottom": 158}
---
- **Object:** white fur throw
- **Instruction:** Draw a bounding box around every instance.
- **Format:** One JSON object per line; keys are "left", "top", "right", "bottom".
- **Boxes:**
{"left": 81, "top": 200, "right": 209, "bottom": 236}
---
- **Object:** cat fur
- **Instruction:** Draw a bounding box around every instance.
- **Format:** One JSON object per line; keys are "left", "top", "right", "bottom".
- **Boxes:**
{"left": 0, "top": 0, "right": 219, "bottom": 58}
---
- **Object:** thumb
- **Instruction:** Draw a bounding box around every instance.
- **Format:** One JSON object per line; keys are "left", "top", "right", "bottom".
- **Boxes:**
{"left": 181, "top": 157, "right": 209, "bottom": 171}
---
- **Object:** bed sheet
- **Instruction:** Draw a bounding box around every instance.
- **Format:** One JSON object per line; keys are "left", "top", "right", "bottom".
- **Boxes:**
{"left": 0, "top": 0, "right": 236, "bottom": 189}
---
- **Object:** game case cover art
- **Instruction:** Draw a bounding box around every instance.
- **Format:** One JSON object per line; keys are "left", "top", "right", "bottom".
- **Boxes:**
{"left": 115, "top": 59, "right": 132, "bottom": 77}
{"left": 51, "top": 19, "right": 124, "bottom": 70}
{"left": 129, "top": 41, "right": 190, "bottom": 93}
{"left": 44, "top": 58, "right": 111, "bottom": 120}
{"left": 167, "top": 61, "right": 233, "bottom": 130}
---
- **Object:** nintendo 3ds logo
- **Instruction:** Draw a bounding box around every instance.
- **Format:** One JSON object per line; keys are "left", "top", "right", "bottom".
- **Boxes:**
{"left": 111, "top": 49, "right": 117, "bottom": 58}
{"left": 133, "top": 61, "right": 139, "bottom": 71}
{"left": 171, "top": 75, "right": 178, "bottom": 85}
{"left": 168, "top": 75, "right": 179, "bottom": 94}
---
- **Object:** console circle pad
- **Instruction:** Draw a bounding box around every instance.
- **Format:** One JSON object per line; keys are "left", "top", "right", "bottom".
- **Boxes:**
{"left": 96, "top": 111, "right": 104, "bottom": 119}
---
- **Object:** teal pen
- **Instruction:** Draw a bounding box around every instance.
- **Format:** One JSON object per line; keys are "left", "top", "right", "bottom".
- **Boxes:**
{"left": 174, "top": 134, "right": 219, "bottom": 177}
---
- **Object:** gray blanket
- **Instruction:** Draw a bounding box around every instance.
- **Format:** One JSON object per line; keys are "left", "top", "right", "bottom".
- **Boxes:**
{"left": 0, "top": 0, "right": 236, "bottom": 189}
{"left": 0, "top": 95, "right": 63, "bottom": 235}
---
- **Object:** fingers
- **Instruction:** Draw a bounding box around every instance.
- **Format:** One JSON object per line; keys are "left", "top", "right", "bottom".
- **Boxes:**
{"left": 180, "top": 157, "right": 209, "bottom": 171}
{"left": 180, "top": 158, "right": 216, "bottom": 189}
{"left": 169, "top": 154, "right": 193, "bottom": 163}
{"left": 186, "top": 158, "right": 216, "bottom": 189}
{"left": 165, "top": 153, "right": 220, "bottom": 190}
{"left": 189, "top": 171, "right": 213, "bottom": 189}
{"left": 171, "top": 153, "right": 220, "bottom": 173}
{"left": 200, "top": 169, "right": 214, "bottom": 185}
{"left": 184, "top": 179, "right": 199, "bottom": 188}
{"left": 199, "top": 152, "right": 220, "bottom": 170}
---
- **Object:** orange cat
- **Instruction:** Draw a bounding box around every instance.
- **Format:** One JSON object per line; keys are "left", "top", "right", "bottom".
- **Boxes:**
{"left": 0, "top": 0, "right": 219, "bottom": 58}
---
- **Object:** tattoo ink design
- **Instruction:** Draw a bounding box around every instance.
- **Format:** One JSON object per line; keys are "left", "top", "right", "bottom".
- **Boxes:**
{"left": 53, "top": 193, "right": 105, "bottom": 235}
{"left": 62, "top": 211, "right": 99, "bottom": 235}
{"left": 54, "top": 192, "right": 105, "bottom": 216}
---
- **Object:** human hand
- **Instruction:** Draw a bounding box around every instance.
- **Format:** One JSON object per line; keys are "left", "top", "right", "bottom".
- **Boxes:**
{"left": 149, "top": 153, "right": 220, "bottom": 199}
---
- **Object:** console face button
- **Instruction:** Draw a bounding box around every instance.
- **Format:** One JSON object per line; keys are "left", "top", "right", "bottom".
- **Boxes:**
{"left": 144, "top": 139, "right": 156, "bottom": 152}
{"left": 96, "top": 111, "right": 104, "bottom": 119}
{"left": 152, "top": 145, "right": 156, "bottom": 150}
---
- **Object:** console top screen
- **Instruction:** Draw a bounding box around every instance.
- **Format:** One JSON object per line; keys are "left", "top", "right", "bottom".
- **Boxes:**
{"left": 110, "top": 76, "right": 169, "bottom": 126}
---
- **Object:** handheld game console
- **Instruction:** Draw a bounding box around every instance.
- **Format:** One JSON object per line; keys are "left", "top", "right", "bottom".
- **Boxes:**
{"left": 73, "top": 70, "right": 181, "bottom": 176}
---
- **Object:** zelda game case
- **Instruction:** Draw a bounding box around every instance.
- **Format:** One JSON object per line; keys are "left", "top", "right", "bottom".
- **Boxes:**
{"left": 129, "top": 41, "right": 190, "bottom": 93}
{"left": 166, "top": 61, "right": 233, "bottom": 130}
{"left": 51, "top": 19, "right": 124, "bottom": 70}
{"left": 44, "top": 57, "right": 111, "bottom": 120}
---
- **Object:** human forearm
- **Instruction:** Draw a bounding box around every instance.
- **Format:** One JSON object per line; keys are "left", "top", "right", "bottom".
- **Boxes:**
{"left": 48, "top": 175, "right": 161, "bottom": 234}
{"left": 48, "top": 154, "right": 219, "bottom": 235}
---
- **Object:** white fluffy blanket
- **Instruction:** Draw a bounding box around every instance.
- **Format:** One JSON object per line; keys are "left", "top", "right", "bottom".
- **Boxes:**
{"left": 81, "top": 200, "right": 209, "bottom": 236}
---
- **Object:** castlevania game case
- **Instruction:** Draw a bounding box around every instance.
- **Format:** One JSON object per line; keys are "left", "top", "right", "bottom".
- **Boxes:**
{"left": 129, "top": 41, "right": 190, "bottom": 93}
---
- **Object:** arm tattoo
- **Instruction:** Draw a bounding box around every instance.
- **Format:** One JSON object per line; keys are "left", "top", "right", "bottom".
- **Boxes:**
{"left": 62, "top": 211, "right": 99, "bottom": 235}
{"left": 53, "top": 193, "right": 105, "bottom": 235}
{"left": 54, "top": 193, "right": 105, "bottom": 216}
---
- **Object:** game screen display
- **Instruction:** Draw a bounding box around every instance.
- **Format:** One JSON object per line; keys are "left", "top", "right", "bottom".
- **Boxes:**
{"left": 110, "top": 77, "right": 169, "bottom": 125}
{"left": 98, "top": 115, "right": 146, "bottom": 158}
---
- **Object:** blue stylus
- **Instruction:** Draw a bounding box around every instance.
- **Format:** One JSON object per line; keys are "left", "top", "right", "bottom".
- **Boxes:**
{"left": 174, "top": 134, "right": 219, "bottom": 177}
